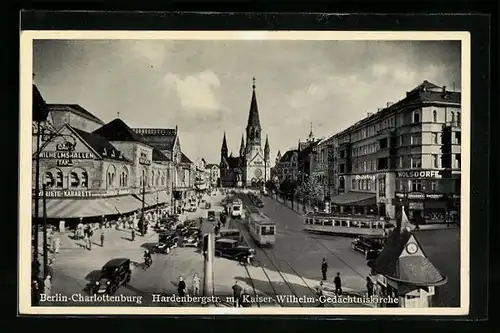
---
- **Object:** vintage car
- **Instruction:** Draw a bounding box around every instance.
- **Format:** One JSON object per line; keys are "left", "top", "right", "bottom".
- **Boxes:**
{"left": 214, "top": 238, "right": 255, "bottom": 261}
{"left": 181, "top": 230, "right": 201, "bottom": 247}
{"left": 152, "top": 232, "right": 179, "bottom": 254}
{"left": 351, "top": 236, "right": 385, "bottom": 257}
{"left": 208, "top": 211, "right": 216, "bottom": 222}
{"left": 91, "top": 258, "right": 131, "bottom": 295}
{"left": 215, "top": 229, "right": 241, "bottom": 241}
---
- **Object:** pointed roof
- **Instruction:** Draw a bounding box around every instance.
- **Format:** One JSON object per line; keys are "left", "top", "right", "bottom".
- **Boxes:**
{"left": 239, "top": 135, "right": 245, "bottom": 155}
{"left": 369, "top": 228, "right": 447, "bottom": 287}
{"left": 49, "top": 104, "right": 105, "bottom": 125}
{"left": 221, "top": 132, "right": 228, "bottom": 152}
{"left": 68, "top": 125, "right": 131, "bottom": 163}
{"left": 264, "top": 135, "right": 270, "bottom": 151}
{"left": 181, "top": 152, "right": 193, "bottom": 164}
{"left": 408, "top": 80, "right": 442, "bottom": 94}
{"left": 246, "top": 77, "right": 261, "bottom": 129}
{"left": 93, "top": 118, "right": 147, "bottom": 144}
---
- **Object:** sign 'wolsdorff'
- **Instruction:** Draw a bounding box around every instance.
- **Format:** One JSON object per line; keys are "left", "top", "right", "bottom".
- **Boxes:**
{"left": 397, "top": 170, "right": 440, "bottom": 179}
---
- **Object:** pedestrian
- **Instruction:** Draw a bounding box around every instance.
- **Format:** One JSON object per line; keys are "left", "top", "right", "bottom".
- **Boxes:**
{"left": 83, "top": 234, "right": 89, "bottom": 250}
{"left": 53, "top": 236, "right": 60, "bottom": 254}
{"left": 316, "top": 281, "right": 325, "bottom": 307}
{"left": 192, "top": 273, "right": 201, "bottom": 296}
{"left": 333, "top": 272, "right": 342, "bottom": 296}
{"left": 240, "top": 288, "right": 251, "bottom": 307}
{"left": 44, "top": 275, "right": 52, "bottom": 297}
{"left": 366, "top": 276, "right": 374, "bottom": 297}
{"left": 88, "top": 234, "right": 92, "bottom": 250}
{"left": 178, "top": 276, "right": 187, "bottom": 305}
{"left": 131, "top": 229, "right": 135, "bottom": 242}
{"left": 232, "top": 281, "right": 243, "bottom": 307}
{"left": 32, "top": 279, "right": 41, "bottom": 306}
{"left": 100, "top": 232, "right": 105, "bottom": 247}
{"left": 321, "top": 258, "right": 328, "bottom": 281}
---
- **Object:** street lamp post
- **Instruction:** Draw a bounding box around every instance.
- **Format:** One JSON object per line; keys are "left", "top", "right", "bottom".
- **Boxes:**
{"left": 141, "top": 175, "right": 146, "bottom": 236}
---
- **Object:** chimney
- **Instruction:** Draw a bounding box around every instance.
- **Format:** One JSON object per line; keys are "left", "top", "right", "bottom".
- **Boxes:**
{"left": 442, "top": 86, "right": 447, "bottom": 93}
{"left": 377, "top": 108, "right": 383, "bottom": 112}
{"left": 367, "top": 112, "right": 374, "bottom": 117}
{"left": 386, "top": 101, "right": 394, "bottom": 107}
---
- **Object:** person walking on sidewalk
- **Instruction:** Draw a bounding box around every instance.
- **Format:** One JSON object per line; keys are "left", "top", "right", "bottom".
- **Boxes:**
{"left": 100, "top": 232, "right": 105, "bottom": 247}
{"left": 131, "top": 229, "right": 135, "bottom": 242}
{"left": 333, "top": 272, "right": 342, "bottom": 296}
{"left": 83, "top": 234, "right": 89, "bottom": 250}
{"left": 32, "top": 279, "right": 41, "bottom": 306}
{"left": 178, "top": 276, "right": 187, "bottom": 305}
{"left": 315, "top": 281, "right": 325, "bottom": 307}
{"left": 192, "top": 273, "right": 201, "bottom": 296}
{"left": 232, "top": 281, "right": 243, "bottom": 307}
{"left": 44, "top": 275, "right": 52, "bottom": 297}
{"left": 321, "top": 258, "right": 328, "bottom": 281}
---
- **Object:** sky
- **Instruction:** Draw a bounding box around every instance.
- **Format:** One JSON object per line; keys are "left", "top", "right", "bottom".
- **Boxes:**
{"left": 33, "top": 39, "right": 461, "bottom": 165}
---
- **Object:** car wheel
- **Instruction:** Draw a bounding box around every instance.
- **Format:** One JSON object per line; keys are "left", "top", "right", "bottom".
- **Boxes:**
{"left": 109, "top": 284, "right": 118, "bottom": 295}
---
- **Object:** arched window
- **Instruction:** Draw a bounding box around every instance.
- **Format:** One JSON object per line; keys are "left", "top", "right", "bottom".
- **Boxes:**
{"left": 151, "top": 170, "right": 155, "bottom": 186}
{"left": 451, "top": 112, "right": 455, "bottom": 124}
{"left": 156, "top": 172, "right": 160, "bottom": 186}
{"left": 70, "top": 172, "right": 79, "bottom": 188}
{"left": 106, "top": 165, "right": 116, "bottom": 189}
{"left": 55, "top": 170, "right": 63, "bottom": 188}
{"left": 457, "top": 112, "right": 461, "bottom": 126}
{"left": 81, "top": 171, "right": 88, "bottom": 188}
{"left": 433, "top": 110, "right": 437, "bottom": 122}
{"left": 120, "top": 167, "right": 129, "bottom": 187}
{"left": 44, "top": 172, "right": 54, "bottom": 187}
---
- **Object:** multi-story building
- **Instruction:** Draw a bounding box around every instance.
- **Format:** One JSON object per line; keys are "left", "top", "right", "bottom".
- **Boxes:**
{"left": 297, "top": 127, "right": 320, "bottom": 184}
{"left": 47, "top": 104, "right": 105, "bottom": 132}
{"left": 205, "top": 164, "right": 220, "bottom": 188}
{"left": 274, "top": 149, "right": 299, "bottom": 183}
{"left": 311, "top": 134, "right": 337, "bottom": 201}
{"left": 333, "top": 80, "right": 461, "bottom": 221}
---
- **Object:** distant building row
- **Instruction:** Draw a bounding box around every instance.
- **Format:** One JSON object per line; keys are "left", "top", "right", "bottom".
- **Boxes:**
{"left": 272, "top": 81, "right": 461, "bottom": 222}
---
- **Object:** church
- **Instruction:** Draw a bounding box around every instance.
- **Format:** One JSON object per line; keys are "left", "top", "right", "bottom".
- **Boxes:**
{"left": 220, "top": 78, "right": 271, "bottom": 188}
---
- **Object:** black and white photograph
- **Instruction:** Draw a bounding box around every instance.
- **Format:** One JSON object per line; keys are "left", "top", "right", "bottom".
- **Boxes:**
{"left": 20, "top": 31, "right": 470, "bottom": 315}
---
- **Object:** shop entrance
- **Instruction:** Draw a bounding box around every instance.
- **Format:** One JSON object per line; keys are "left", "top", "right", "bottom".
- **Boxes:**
{"left": 378, "top": 203, "right": 386, "bottom": 217}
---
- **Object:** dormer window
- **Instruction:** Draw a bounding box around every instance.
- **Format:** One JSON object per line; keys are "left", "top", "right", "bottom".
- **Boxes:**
{"left": 103, "top": 148, "right": 107, "bottom": 156}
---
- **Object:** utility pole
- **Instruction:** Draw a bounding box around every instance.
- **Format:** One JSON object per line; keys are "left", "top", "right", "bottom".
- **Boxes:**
{"left": 42, "top": 183, "right": 48, "bottom": 278}
{"left": 141, "top": 175, "right": 146, "bottom": 236}
{"left": 33, "top": 120, "right": 41, "bottom": 279}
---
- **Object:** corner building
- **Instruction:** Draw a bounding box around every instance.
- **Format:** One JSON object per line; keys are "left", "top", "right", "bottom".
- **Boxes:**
{"left": 334, "top": 81, "right": 461, "bottom": 221}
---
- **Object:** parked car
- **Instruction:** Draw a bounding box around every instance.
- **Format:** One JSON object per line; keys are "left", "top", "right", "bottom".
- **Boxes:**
{"left": 91, "top": 258, "right": 131, "bottom": 295}
{"left": 181, "top": 232, "right": 200, "bottom": 247}
{"left": 351, "top": 236, "right": 385, "bottom": 258}
{"left": 215, "top": 229, "right": 241, "bottom": 241}
{"left": 214, "top": 238, "right": 255, "bottom": 261}
{"left": 152, "top": 232, "right": 180, "bottom": 254}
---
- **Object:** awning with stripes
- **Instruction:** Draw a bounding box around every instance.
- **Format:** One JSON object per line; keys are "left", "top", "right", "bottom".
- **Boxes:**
{"left": 32, "top": 198, "right": 119, "bottom": 219}
{"left": 106, "top": 195, "right": 143, "bottom": 214}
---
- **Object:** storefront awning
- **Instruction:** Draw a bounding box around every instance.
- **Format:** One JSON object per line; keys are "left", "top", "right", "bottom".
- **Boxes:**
{"left": 156, "top": 191, "right": 170, "bottom": 205}
{"left": 32, "top": 198, "right": 119, "bottom": 219}
{"left": 106, "top": 195, "right": 143, "bottom": 215}
{"left": 330, "top": 191, "right": 376, "bottom": 206}
{"left": 133, "top": 193, "right": 160, "bottom": 207}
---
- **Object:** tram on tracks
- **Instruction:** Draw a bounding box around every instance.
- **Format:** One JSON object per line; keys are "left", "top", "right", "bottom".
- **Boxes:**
{"left": 303, "top": 212, "right": 395, "bottom": 237}
{"left": 246, "top": 212, "right": 276, "bottom": 246}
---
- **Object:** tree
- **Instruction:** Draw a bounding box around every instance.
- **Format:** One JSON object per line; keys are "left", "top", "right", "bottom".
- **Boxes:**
{"left": 265, "top": 180, "right": 276, "bottom": 192}
{"left": 279, "top": 178, "right": 298, "bottom": 199}
{"left": 296, "top": 176, "right": 323, "bottom": 206}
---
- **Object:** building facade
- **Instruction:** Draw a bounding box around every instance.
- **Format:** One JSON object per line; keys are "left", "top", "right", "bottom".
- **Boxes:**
{"left": 333, "top": 81, "right": 461, "bottom": 221}
{"left": 310, "top": 134, "right": 337, "bottom": 200}
{"left": 205, "top": 164, "right": 220, "bottom": 188}
{"left": 220, "top": 79, "right": 271, "bottom": 187}
{"left": 274, "top": 149, "right": 299, "bottom": 183}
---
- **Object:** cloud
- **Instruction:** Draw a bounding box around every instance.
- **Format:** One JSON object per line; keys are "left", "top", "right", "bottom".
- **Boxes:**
{"left": 164, "top": 70, "right": 222, "bottom": 113}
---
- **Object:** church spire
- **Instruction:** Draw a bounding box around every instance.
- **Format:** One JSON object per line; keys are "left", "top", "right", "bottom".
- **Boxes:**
{"left": 221, "top": 132, "right": 228, "bottom": 152}
{"left": 264, "top": 135, "right": 270, "bottom": 162}
{"left": 239, "top": 134, "right": 245, "bottom": 157}
{"left": 246, "top": 77, "right": 261, "bottom": 130}
{"left": 308, "top": 122, "right": 314, "bottom": 141}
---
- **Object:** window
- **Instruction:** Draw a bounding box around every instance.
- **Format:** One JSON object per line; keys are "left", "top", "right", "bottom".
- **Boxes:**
{"left": 431, "top": 180, "right": 438, "bottom": 191}
{"left": 411, "top": 180, "right": 423, "bottom": 192}
{"left": 106, "top": 165, "right": 116, "bottom": 188}
{"left": 432, "top": 154, "right": 439, "bottom": 168}
{"left": 378, "top": 178, "right": 386, "bottom": 196}
{"left": 81, "top": 172, "right": 88, "bottom": 188}
{"left": 411, "top": 156, "right": 422, "bottom": 169}
{"left": 431, "top": 132, "right": 438, "bottom": 144}
{"left": 351, "top": 179, "right": 356, "bottom": 190}
{"left": 363, "top": 161, "right": 367, "bottom": 171}
{"left": 451, "top": 112, "right": 455, "bottom": 124}
{"left": 455, "top": 132, "right": 461, "bottom": 145}
{"left": 44, "top": 172, "right": 54, "bottom": 187}
{"left": 413, "top": 110, "right": 421, "bottom": 123}
{"left": 410, "top": 133, "right": 422, "bottom": 145}
{"left": 433, "top": 110, "right": 437, "bottom": 122}
{"left": 457, "top": 112, "right": 461, "bottom": 126}
{"left": 55, "top": 170, "right": 63, "bottom": 188}
{"left": 70, "top": 172, "right": 79, "bottom": 188}
{"left": 455, "top": 154, "right": 461, "bottom": 169}
{"left": 367, "top": 180, "right": 372, "bottom": 191}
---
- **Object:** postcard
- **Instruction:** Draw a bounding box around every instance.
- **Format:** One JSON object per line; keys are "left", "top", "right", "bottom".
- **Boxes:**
{"left": 19, "top": 30, "right": 470, "bottom": 315}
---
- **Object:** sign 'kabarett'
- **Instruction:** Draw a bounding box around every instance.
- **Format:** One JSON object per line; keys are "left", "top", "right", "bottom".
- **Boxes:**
{"left": 397, "top": 170, "right": 440, "bottom": 179}
{"left": 35, "top": 188, "right": 131, "bottom": 198}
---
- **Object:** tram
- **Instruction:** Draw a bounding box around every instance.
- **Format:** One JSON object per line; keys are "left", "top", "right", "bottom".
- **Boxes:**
{"left": 246, "top": 212, "right": 276, "bottom": 246}
{"left": 303, "top": 212, "right": 395, "bottom": 237}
